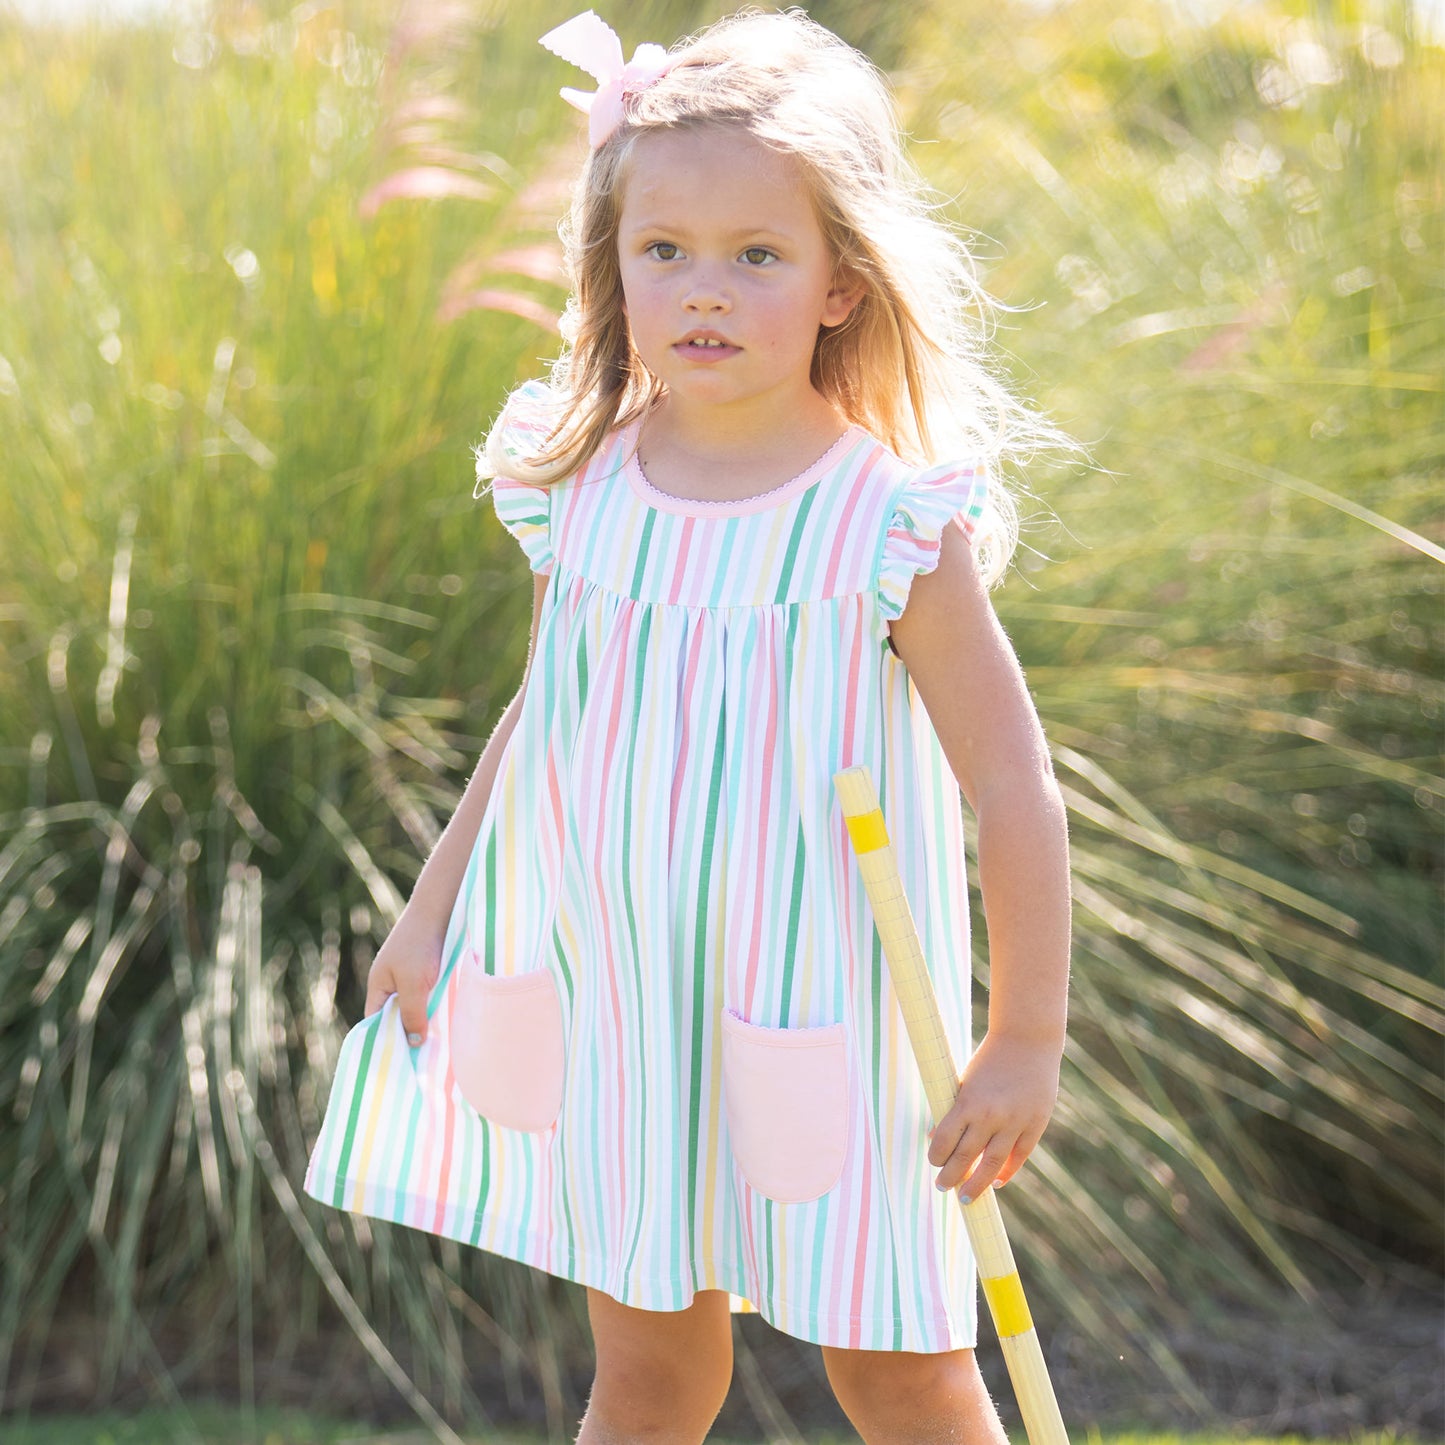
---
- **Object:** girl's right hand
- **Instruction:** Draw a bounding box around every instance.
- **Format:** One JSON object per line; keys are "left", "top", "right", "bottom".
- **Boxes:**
{"left": 364, "top": 910, "right": 444, "bottom": 1046}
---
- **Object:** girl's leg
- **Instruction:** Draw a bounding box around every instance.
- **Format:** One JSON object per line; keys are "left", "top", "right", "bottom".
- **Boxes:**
{"left": 575, "top": 1286, "right": 734, "bottom": 1444}
{"left": 820, "top": 1345, "right": 1009, "bottom": 1445}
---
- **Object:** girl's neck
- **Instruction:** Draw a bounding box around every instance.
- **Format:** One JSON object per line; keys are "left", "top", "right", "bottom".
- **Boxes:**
{"left": 640, "top": 390, "right": 849, "bottom": 486}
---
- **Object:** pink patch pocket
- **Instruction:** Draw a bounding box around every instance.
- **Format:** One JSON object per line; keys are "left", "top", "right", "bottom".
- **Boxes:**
{"left": 452, "top": 962, "right": 565, "bottom": 1133}
{"left": 721, "top": 1010, "right": 849, "bottom": 1204}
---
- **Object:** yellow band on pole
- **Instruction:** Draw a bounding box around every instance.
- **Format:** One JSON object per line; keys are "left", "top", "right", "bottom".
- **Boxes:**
{"left": 981, "top": 1271, "right": 1034, "bottom": 1339}
{"left": 843, "top": 808, "right": 889, "bottom": 854}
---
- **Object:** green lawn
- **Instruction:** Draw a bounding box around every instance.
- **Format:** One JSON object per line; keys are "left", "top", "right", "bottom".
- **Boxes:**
{"left": 0, "top": 1409, "right": 1435, "bottom": 1445}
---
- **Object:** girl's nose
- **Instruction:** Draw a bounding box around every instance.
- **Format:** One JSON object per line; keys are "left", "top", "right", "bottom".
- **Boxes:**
{"left": 683, "top": 271, "right": 731, "bottom": 314}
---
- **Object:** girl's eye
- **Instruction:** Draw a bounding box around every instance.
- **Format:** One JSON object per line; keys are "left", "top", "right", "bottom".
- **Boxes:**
{"left": 740, "top": 246, "right": 775, "bottom": 266}
{"left": 647, "top": 241, "right": 680, "bottom": 261}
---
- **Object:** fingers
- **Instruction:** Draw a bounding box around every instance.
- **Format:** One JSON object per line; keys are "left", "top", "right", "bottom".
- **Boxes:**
{"left": 395, "top": 979, "right": 430, "bottom": 1047}
{"left": 953, "top": 1139, "right": 1013, "bottom": 1201}
{"left": 994, "top": 1123, "right": 1047, "bottom": 1189}
{"left": 932, "top": 1124, "right": 1009, "bottom": 1200}
{"left": 363, "top": 957, "right": 436, "bottom": 1048}
{"left": 928, "top": 1109, "right": 1045, "bottom": 1200}
{"left": 364, "top": 961, "right": 394, "bottom": 1020}
{"left": 927, "top": 1114, "right": 982, "bottom": 1176}
{"left": 923, "top": 1034, "right": 1060, "bottom": 1201}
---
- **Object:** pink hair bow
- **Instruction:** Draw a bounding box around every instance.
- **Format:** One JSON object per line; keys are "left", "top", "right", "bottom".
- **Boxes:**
{"left": 538, "top": 11, "right": 671, "bottom": 150}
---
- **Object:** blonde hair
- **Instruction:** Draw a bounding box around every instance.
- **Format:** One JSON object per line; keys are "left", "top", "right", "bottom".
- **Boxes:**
{"left": 480, "top": 7, "right": 1081, "bottom": 581}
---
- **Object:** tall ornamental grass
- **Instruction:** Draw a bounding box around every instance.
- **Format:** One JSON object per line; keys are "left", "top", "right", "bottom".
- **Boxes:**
{"left": 0, "top": 0, "right": 1439, "bottom": 1433}
{"left": 898, "top": 0, "right": 1443, "bottom": 1317}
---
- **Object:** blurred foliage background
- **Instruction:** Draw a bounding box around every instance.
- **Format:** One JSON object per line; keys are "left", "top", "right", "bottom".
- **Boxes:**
{"left": 0, "top": 0, "right": 1440, "bottom": 1437}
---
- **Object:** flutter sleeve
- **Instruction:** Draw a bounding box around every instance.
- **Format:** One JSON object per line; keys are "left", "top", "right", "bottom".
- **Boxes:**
{"left": 476, "top": 379, "right": 559, "bottom": 576}
{"left": 875, "top": 458, "right": 989, "bottom": 623}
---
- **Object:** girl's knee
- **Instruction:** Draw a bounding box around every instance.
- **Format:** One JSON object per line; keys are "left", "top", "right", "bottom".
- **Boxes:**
{"left": 821, "top": 1346, "right": 1005, "bottom": 1444}
{"left": 582, "top": 1288, "right": 733, "bottom": 1439}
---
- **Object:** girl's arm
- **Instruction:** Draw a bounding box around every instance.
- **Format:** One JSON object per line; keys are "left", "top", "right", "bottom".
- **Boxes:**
{"left": 886, "top": 522, "right": 1071, "bottom": 1201}
{"left": 364, "top": 569, "right": 551, "bottom": 1043}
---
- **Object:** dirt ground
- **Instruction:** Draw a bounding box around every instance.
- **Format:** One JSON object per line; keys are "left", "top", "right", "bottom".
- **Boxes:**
{"left": 1039, "top": 1287, "right": 1445, "bottom": 1437}
{"left": 707, "top": 1285, "right": 1445, "bottom": 1438}
{"left": 10, "top": 1283, "right": 1442, "bottom": 1439}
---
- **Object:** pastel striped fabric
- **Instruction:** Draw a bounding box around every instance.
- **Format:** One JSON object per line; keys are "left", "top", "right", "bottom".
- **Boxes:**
{"left": 305, "top": 380, "right": 990, "bottom": 1352}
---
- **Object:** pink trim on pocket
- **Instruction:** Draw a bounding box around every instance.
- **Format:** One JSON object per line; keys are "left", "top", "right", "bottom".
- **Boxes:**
{"left": 721, "top": 1010, "right": 849, "bottom": 1204}
{"left": 452, "top": 962, "right": 565, "bottom": 1133}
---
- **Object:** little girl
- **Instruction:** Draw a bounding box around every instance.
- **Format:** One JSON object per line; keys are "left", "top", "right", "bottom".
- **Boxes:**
{"left": 307, "top": 10, "right": 1073, "bottom": 1440}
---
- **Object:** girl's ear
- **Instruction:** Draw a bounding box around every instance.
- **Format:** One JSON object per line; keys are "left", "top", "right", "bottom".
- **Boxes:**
{"left": 821, "top": 269, "right": 867, "bottom": 328}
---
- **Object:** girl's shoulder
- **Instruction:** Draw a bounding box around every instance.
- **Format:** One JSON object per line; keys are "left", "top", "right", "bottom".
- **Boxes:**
{"left": 480, "top": 378, "right": 642, "bottom": 495}
{"left": 868, "top": 438, "right": 992, "bottom": 623}
{"left": 478, "top": 378, "right": 570, "bottom": 482}
{"left": 858, "top": 430, "right": 990, "bottom": 532}
{"left": 474, "top": 379, "right": 574, "bottom": 578}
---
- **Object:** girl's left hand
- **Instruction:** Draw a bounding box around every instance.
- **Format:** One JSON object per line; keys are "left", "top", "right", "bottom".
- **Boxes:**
{"left": 925, "top": 1029, "right": 1062, "bottom": 1200}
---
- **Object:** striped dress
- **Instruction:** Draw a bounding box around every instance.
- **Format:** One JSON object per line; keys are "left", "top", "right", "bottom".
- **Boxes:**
{"left": 305, "top": 380, "right": 989, "bottom": 1352}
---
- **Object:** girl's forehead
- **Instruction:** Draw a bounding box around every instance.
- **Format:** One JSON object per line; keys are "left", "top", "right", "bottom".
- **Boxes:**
{"left": 619, "top": 126, "right": 812, "bottom": 213}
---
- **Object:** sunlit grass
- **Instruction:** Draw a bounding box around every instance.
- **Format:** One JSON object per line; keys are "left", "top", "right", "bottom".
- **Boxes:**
{"left": 891, "top": 0, "right": 1444, "bottom": 1373}
{"left": 0, "top": 0, "right": 1440, "bottom": 1437}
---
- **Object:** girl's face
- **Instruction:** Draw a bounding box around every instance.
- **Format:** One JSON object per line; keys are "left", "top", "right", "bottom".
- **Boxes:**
{"left": 615, "top": 126, "right": 861, "bottom": 430}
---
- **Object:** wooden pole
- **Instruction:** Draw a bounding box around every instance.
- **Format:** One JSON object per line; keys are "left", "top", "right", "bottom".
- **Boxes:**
{"left": 835, "top": 764, "right": 1068, "bottom": 1445}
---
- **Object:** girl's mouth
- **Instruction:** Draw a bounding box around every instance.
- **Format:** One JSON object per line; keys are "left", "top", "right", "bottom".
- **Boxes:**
{"left": 675, "top": 337, "right": 741, "bottom": 361}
